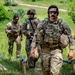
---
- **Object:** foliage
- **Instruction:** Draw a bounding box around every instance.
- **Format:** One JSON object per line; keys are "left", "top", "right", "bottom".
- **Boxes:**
{"left": 61, "top": 64, "right": 75, "bottom": 75}
{"left": 4, "top": 0, "right": 18, "bottom": 6}
{"left": 17, "top": 9, "right": 26, "bottom": 17}
{"left": 68, "top": 2, "right": 75, "bottom": 24}
{"left": 59, "top": 0, "right": 65, "bottom": 3}
{"left": 32, "top": 0, "right": 36, "bottom": 2}
{"left": 0, "top": 5, "right": 12, "bottom": 21}
{"left": 4, "top": 0, "right": 11, "bottom": 6}
{"left": 8, "top": 8, "right": 14, "bottom": 15}
{"left": 8, "top": 8, "right": 26, "bottom": 18}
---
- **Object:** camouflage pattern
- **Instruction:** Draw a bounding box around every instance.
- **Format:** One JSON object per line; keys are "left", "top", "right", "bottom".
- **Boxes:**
{"left": 22, "top": 18, "right": 40, "bottom": 68}
{"left": 5, "top": 20, "right": 22, "bottom": 57}
{"left": 31, "top": 17, "right": 74, "bottom": 75}
{"left": 40, "top": 49, "right": 62, "bottom": 75}
{"left": 32, "top": 18, "right": 74, "bottom": 50}
{"left": 27, "top": 8, "right": 36, "bottom": 15}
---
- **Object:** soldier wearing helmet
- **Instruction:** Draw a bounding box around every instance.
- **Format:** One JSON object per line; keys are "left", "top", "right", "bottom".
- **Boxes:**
{"left": 31, "top": 5, "right": 74, "bottom": 75}
{"left": 21, "top": 8, "right": 40, "bottom": 68}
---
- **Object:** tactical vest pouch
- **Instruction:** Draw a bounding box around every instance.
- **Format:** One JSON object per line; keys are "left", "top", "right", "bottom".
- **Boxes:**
{"left": 44, "top": 33, "right": 59, "bottom": 44}
{"left": 44, "top": 33, "right": 53, "bottom": 44}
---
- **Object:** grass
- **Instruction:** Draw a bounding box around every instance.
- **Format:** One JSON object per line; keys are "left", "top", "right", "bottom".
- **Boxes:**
{"left": 0, "top": 0, "right": 75, "bottom": 75}
{"left": 20, "top": 0, "right": 72, "bottom": 10}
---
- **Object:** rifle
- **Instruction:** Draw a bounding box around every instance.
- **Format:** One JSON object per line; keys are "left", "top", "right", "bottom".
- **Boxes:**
{"left": 11, "top": 27, "right": 18, "bottom": 34}
{"left": 29, "top": 19, "right": 35, "bottom": 43}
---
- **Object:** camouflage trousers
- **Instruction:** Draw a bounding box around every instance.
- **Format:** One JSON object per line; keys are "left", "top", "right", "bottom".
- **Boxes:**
{"left": 26, "top": 38, "right": 41, "bottom": 68}
{"left": 8, "top": 36, "right": 22, "bottom": 57}
{"left": 40, "top": 49, "right": 63, "bottom": 75}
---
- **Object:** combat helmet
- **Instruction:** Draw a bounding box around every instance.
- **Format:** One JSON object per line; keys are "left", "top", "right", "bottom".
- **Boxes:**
{"left": 27, "top": 8, "right": 36, "bottom": 15}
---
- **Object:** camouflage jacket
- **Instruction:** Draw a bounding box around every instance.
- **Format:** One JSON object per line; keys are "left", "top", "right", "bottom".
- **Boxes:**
{"left": 31, "top": 18, "right": 74, "bottom": 50}
{"left": 5, "top": 20, "right": 22, "bottom": 38}
{"left": 21, "top": 18, "right": 40, "bottom": 38}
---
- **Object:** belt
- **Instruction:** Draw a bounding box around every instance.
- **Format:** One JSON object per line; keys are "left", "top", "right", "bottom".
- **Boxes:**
{"left": 42, "top": 44, "right": 59, "bottom": 50}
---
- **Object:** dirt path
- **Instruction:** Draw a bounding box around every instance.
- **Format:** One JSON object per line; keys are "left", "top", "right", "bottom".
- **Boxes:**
{"left": 19, "top": 3, "right": 67, "bottom": 12}
{"left": 17, "top": 0, "right": 67, "bottom": 12}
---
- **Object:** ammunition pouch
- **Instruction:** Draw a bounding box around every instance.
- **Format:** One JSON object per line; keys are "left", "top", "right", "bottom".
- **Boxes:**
{"left": 44, "top": 33, "right": 59, "bottom": 44}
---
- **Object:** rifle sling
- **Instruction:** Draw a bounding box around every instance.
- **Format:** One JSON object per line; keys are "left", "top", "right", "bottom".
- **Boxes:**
{"left": 29, "top": 20, "right": 35, "bottom": 32}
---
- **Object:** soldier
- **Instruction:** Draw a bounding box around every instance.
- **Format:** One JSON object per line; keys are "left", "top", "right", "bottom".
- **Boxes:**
{"left": 31, "top": 5, "right": 74, "bottom": 75}
{"left": 5, "top": 14, "right": 22, "bottom": 58}
{"left": 22, "top": 8, "right": 40, "bottom": 68}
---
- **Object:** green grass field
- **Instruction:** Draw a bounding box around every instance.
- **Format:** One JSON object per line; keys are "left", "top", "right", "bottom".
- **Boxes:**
{"left": 0, "top": 0, "right": 75, "bottom": 75}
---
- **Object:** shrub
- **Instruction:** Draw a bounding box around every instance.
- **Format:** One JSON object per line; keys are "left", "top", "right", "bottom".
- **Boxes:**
{"left": 0, "top": 5, "right": 12, "bottom": 21}
{"left": 32, "top": 0, "right": 36, "bottom": 2}
{"left": 4, "top": 0, "right": 18, "bottom": 6}
{"left": 17, "top": 9, "right": 26, "bottom": 17}
{"left": 8, "top": 8, "right": 16, "bottom": 15}
{"left": 68, "top": 2, "right": 75, "bottom": 23}
{"left": 12, "top": 3, "right": 18, "bottom": 6}
{"left": 4, "top": 0, "right": 12, "bottom": 6}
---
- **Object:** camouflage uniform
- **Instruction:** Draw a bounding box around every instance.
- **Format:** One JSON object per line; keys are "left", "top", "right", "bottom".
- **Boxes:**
{"left": 22, "top": 17, "right": 40, "bottom": 68}
{"left": 5, "top": 20, "right": 22, "bottom": 57}
{"left": 31, "top": 17, "right": 74, "bottom": 75}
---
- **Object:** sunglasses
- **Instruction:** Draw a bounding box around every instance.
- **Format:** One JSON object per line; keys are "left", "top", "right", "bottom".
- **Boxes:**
{"left": 49, "top": 11, "right": 57, "bottom": 14}
{"left": 28, "top": 13, "right": 34, "bottom": 15}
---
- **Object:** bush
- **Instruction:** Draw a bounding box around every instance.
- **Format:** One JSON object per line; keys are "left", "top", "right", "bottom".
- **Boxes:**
{"left": 8, "top": 8, "right": 15, "bottom": 16}
{"left": 4, "top": 0, "right": 18, "bottom": 6}
{"left": 17, "top": 9, "right": 26, "bottom": 17}
{"left": 68, "top": 2, "right": 75, "bottom": 23}
{"left": 32, "top": 0, "right": 36, "bottom": 2}
{"left": 4, "top": 0, "right": 12, "bottom": 6}
{"left": 8, "top": 8, "right": 26, "bottom": 18}
{"left": 0, "top": 5, "right": 12, "bottom": 21}
{"left": 12, "top": 3, "right": 18, "bottom": 6}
